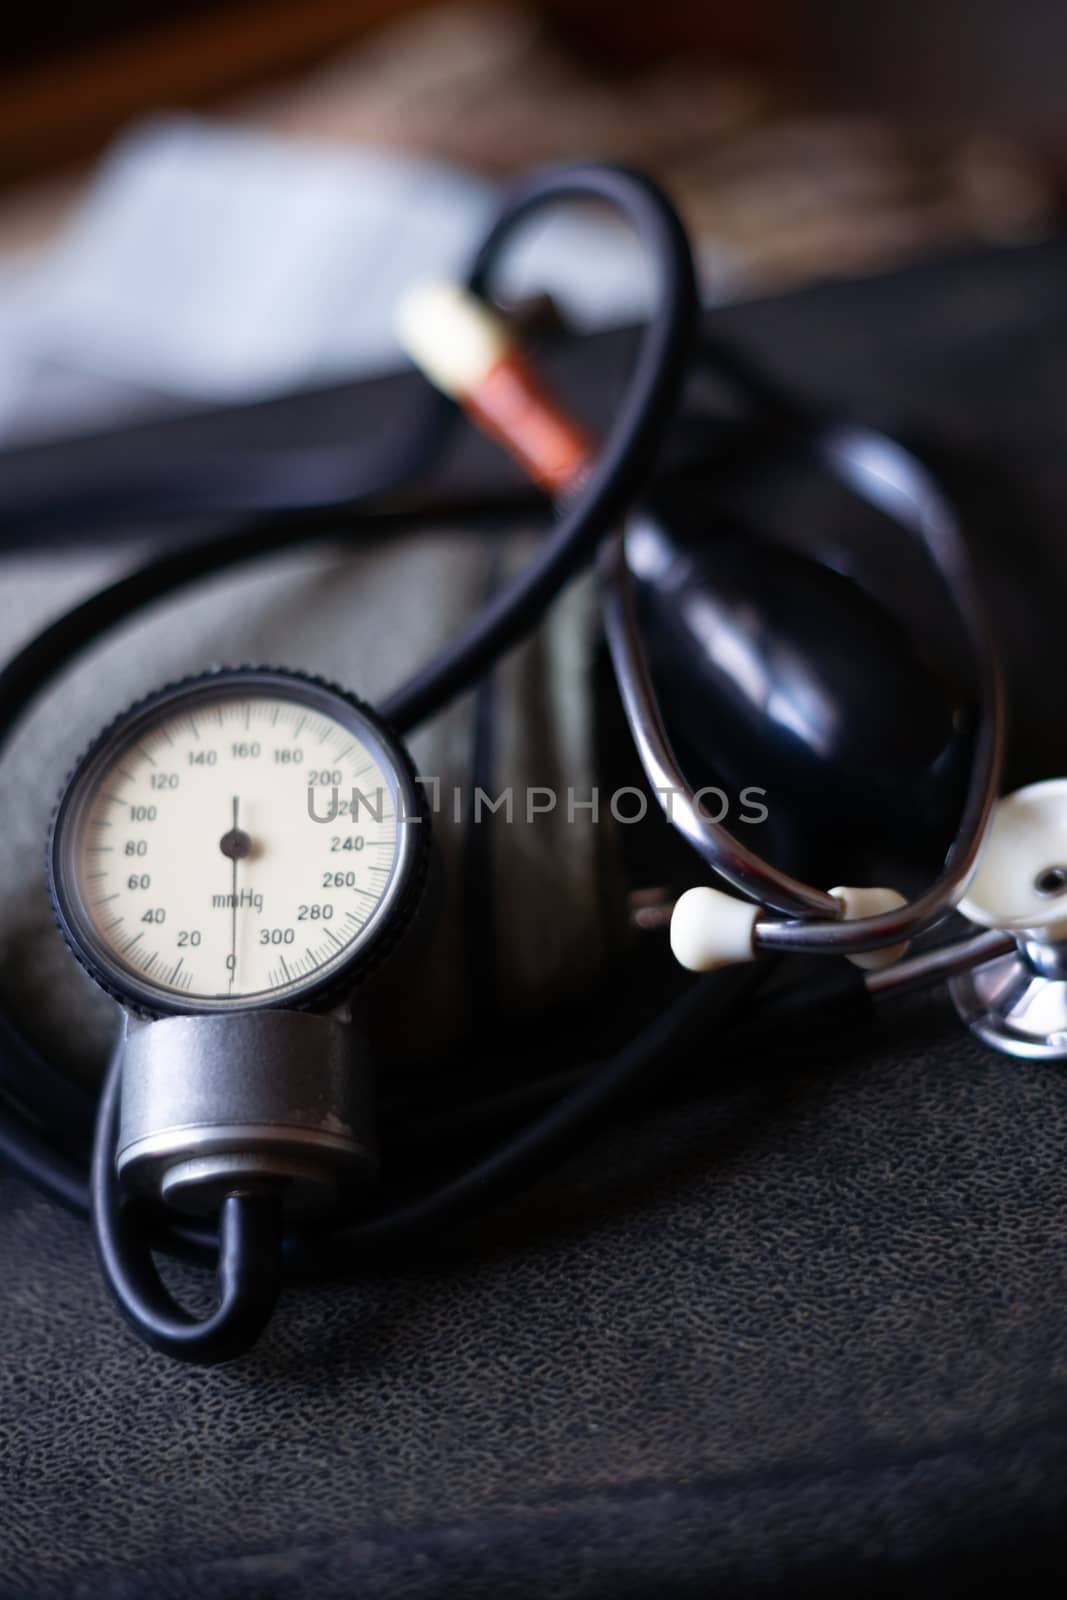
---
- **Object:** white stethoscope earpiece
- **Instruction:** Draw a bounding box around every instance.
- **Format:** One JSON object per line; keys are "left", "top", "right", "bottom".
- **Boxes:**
{"left": 669, "top": 883, "right": 910, "bottom": 976}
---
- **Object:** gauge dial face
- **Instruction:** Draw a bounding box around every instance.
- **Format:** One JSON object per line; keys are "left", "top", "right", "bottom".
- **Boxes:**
{"left": 50, "top": 672, "right": 423, "bottom": 1013}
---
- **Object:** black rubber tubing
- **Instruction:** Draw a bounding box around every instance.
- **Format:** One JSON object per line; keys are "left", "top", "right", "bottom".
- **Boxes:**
{"left": 0, "top": 163, "right": 701, "bottom": 1360}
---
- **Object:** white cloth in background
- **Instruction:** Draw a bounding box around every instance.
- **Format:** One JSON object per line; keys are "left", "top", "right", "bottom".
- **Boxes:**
{"left": 0, "top": 117, "right": 666, "bottom": 443}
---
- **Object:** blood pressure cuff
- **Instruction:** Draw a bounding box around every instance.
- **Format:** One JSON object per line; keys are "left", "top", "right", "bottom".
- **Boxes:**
{"left": 3, "top": 238, "right": 1067, "bottom": 1597}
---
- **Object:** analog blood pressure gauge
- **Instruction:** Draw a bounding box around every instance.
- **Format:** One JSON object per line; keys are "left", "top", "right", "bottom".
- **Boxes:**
{"left": 49, "top": 668, "right": 426, "bottom": 1017}
{"left": 47, "top": 668, "right": 428, "bottom": 1220}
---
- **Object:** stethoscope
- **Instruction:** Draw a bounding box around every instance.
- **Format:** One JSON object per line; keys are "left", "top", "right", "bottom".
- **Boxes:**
{"left": 0, "top": 160, "right": 1057, "bottom": 1366}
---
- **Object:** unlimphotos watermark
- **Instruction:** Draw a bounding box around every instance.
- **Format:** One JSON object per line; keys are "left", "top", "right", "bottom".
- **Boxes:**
{"left": 306, "top": 781, "right": 769, "bottom": 827}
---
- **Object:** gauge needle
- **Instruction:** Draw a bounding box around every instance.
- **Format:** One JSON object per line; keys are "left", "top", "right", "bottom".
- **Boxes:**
{"left": 230, "top": 797, "right": 238, "bottom": 988}
{"left": 220, "top": 795, "right": 249, "bottom": 990}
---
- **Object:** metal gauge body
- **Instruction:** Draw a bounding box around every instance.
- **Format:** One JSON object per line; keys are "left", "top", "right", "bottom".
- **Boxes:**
{"left": 49, "top": 668, "right": 427, "bottom": 1016}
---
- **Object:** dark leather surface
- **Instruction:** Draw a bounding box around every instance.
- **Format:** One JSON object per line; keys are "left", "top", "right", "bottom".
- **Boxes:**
{"left": 4, "top": 237, "right": 1067, "bottom": 1596}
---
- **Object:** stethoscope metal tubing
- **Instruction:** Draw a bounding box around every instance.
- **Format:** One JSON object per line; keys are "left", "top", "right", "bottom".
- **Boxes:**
{"left": 862, "top": 928, "right": 1015, "bottom": 996}
{"left": 600, "top": 529, "right": 839, "bottom": 919}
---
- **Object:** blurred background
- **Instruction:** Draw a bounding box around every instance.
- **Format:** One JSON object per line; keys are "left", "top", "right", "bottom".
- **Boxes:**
{"left": 1, "top": 0, "right": 1065, "bottom": 449}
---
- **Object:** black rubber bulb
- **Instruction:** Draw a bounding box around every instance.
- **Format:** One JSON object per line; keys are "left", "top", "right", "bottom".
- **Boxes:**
{"left": 628, "top": 497, "right": 965, "bottom": 886}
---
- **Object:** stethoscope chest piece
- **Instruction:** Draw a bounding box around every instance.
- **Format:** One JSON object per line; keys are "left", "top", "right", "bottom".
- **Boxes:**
{"left": 951, "top": 779, "right": 1067, "bottom": 1060}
